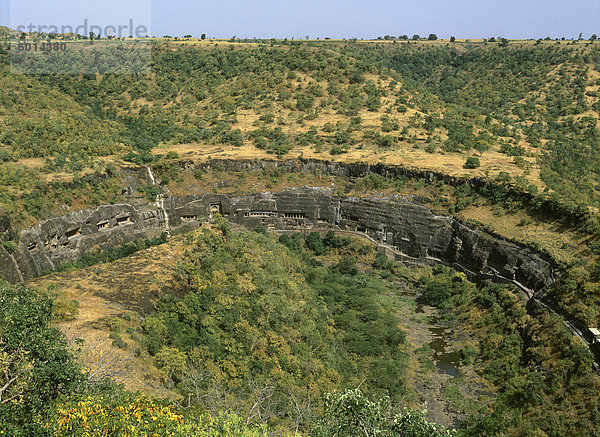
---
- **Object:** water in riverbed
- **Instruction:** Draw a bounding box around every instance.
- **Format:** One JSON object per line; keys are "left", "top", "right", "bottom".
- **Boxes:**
{"left": 428, "top": 325, "right": 462, "bottom": 378}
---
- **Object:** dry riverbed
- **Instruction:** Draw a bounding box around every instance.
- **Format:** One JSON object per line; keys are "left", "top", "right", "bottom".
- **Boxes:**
{"left": 391, "top": 280, "right": 496, "bottom": 429}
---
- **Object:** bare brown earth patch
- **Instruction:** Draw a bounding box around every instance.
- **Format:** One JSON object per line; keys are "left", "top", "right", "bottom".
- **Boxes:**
{"left": 26, "top": 232, "right": 193, "bottom": 396}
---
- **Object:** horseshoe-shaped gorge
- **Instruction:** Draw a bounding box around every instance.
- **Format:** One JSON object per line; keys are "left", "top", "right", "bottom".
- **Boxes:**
{"left": 0, "top": 159, "right": 557, "bottom": 287}
{"left": 5, "top": 159, "right": 596, "bottom": 362}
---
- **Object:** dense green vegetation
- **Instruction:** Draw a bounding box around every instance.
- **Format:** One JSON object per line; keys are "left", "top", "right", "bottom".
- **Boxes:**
{"left": 140, "top": 223, "right": 409, "bottom": 431}
{"left": 140, "top": 228, "right": 600, "bottom": 436}
{"left": 0, "top": 225, "right": 454, "bottom": 435}
{"left": 419, "top": 266, "right": 600, "bottom": 436}
{"left": 4, "top": 222, "right": 600, "bottom": 435}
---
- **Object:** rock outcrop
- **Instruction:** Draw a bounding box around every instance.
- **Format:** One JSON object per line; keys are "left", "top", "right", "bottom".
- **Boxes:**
{"left": 0, "top": 187, "right": 557, "bottom": 293}
{"left": 0, "top": 203, "right": 167, "bottom": 281}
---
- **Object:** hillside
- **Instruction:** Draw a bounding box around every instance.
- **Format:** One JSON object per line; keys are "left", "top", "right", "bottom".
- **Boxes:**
{"left": 15, "top": 224, "right": 484, "bottom": 434}
{"left": 3, "top": 37, "right": 600, "bottom": 436}
{"left": 2, "top": 39, "right": 600, "bottom": 226}
{"left": 19, "top": 221, "right": 600, "bottom": 436}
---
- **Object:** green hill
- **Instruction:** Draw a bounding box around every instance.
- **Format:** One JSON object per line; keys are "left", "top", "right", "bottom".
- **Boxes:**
{"left": 1, "top": 40, "right": 600, "bottom": 225}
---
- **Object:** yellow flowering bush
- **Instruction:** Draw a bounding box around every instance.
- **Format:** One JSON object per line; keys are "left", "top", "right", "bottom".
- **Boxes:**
{"left": 45, "top": 394, "right": 184, "bottom": 436}
{"left": 45, "top": 394, "right": 298, "bottom": 437}
{"left": 176, "top": 411, "right": 274, "bottom": 436}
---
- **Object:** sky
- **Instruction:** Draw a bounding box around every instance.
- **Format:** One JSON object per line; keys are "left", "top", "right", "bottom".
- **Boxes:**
{"left": 3, "top": 0, "right": 600, "bottom": 40}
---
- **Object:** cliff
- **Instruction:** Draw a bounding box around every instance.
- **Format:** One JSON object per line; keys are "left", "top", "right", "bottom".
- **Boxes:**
{"left": 0, "top": 187, "right": 556, "bottom": 294}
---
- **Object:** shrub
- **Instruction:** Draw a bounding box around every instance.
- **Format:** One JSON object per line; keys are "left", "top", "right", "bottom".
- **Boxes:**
{"left": 421, "top": 267, "right": 467, "bottom": 307}
{"left": 112, "top": 337, "right": 128, "bottom": 349}
{"left": 0, "top": 150, "right": 11, "bottom": 162}
{"left": 2, "top": 241, "right": 16, "bottom": 253}
{"left": 373, "top": 252, "right": 392, "bottom": 270}
{"left": 464, "top": 157, "right": 481, "bottom": 169}
{"left": 335, "top": 257, "right": 358, "bottom": 275}
{"left": 305, "top": 232, "right": 325, "bottom": 255}
{"left": 253, "top": 225, "right": 267, "bottom": 235}
{"left": 358, "top": 245, "right": 373, "bottom": 255}
{"left": 496, "top": 172, "right": 512, "bottom": 183}
{"left": 425, "top": 143, "right": 437, "bottom": 153}
{"left": 45, "top": 394, "right": 185, "bottom": 436}
{"left": 330, "top": 145, "right": 347, "bottom": 155}
{"left": 279, "top": 233, "right": 302, "bottom": 251}
{"left": 461, "top": 345, "right": 478, "bottom": 365}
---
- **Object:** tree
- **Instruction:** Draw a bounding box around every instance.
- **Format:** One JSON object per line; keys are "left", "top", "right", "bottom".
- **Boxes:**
{"left": 214, "top": 215, "right": 231, "bottom": 238}
{"left": 0, "top": 349, "right": 33, "bottom": 406}
{"left": 73, "top": 336, "right": 134, "bottom": 386}
{"left": 373, "top": 252, "right": 392, "bottom": 270}
{"left": 428, "top": 33, "right": 438, "bottom": 41}
{"left": 313, "top": 389, "right": 454, "bottom": 437}
{"left": 464, "top": 156, "right": 481, "bottom": 169}
{"left": 335, "top": 257, "right": 358, "bottom": 275}
{"left": 399, "top": 35, "right": 408, "bottom": 40}
{"left": 155, "top": 346, "right": 187, "bottom": 384}
{"left": 474, "top": 140, "right": 490, "bottom": 156}
{"left": 499, "top": 37, "right": 509, "bottom": 47}
{"left": 0, "top": 284, "right": 84, "bottom": 433}
{"left": 412, "top": 34, "right": 420, "bottom": 40}
{"left": 201, "top": 33, "right": 206, "bottom": 40}
{"left": 279, "top": 233, "right": 302, "bottom": 251}
{"left": 313, "top": 389, "right": 388, "bottom": 437}
{"left": 591, "top": 34, "right": 598, "bottom": 42}
{"left": 450, "top": 36, "right": 456, "bottom": 43}
{"left": 305, "top": 232, "right": 325, "bottom": 255}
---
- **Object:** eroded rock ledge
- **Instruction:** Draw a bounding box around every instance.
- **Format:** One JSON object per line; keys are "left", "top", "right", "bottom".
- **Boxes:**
{"left": 0, "top": 186, "right": 556, "bottom": 294}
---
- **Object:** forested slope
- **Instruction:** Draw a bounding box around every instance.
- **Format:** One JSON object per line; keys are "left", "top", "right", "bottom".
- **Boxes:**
{"left": 2, "top": 40, "right": 600, "bottom": 226}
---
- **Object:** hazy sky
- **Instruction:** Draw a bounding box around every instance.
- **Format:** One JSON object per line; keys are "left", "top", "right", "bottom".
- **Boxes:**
{"left": 4, "top": 0, "right": 600, "bottom": 40}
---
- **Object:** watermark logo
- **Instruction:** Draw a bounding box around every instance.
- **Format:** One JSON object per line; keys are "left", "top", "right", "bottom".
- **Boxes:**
{"left": 14, "top": 18, "right": 149, "bottom": 39}
{"left": 6, "top": 0, "right": 152, "bottom": 74}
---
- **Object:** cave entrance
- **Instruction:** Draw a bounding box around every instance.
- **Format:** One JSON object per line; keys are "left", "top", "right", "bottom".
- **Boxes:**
{"left": 210, "top": 203, "right": 223, "bottom": 215}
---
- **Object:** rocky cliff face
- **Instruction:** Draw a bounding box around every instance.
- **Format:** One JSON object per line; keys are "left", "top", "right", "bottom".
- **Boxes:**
{"left": 182, "top": 158, "right": 586, "bottom": 227}
{"left": 0, "top": 187, "right": 557, "bottom": 293}
{"left": 0, "top": 203, "right": 167, "bottom": 281}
